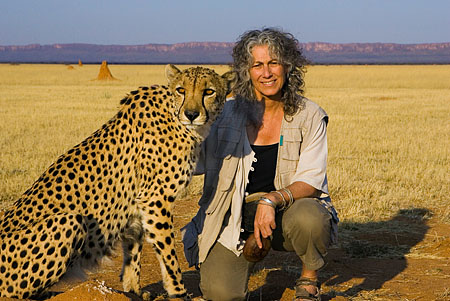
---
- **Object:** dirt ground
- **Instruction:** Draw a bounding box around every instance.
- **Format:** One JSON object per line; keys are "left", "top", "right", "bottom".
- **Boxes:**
{"left": 1, "top": 197, "right": 449, "bottom": 301}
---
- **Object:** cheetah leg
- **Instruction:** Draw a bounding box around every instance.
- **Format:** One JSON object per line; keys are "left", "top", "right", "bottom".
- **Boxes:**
{"left": 120, "top": 215, "right": 144, "bottom": 296}
{"left": 142, "top": 211, "right": 187, "bottom": 298}
{"left": 0, "top": 213, "right": 86, "bottom": 299}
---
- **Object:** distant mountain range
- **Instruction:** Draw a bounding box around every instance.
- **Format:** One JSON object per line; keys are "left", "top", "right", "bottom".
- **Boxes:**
{"left": 1, "top": 42, "right": 450, "bottom": 64}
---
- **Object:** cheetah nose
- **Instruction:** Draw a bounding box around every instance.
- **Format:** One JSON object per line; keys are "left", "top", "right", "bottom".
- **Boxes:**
{"left": 184, "top": 110, "right": 200, "bottom": 122}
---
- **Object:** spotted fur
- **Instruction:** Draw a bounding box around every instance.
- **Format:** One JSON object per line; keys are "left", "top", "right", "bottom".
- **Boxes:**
{"left": 0, "top": 65, "right": 235, "bottom": 299}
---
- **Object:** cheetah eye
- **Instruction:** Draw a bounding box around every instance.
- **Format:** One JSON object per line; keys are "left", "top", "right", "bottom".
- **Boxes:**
{"left": 176, "top": 87, "right": 185, "bottom": 95}
{"left": 203, "top": 89, "right": 215, "bottom": 96}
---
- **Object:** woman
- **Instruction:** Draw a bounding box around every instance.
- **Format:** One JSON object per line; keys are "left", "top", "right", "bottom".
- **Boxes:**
{"left": 181, "top": 28, "right": 338, "bottom": 301}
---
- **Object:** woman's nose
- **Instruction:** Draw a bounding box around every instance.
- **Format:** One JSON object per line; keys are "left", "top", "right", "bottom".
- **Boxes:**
{"left": 262, "top": 65, "right": 272, "bottom": 77}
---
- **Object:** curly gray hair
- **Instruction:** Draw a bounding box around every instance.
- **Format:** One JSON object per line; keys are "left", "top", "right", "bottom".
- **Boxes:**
{"left": 232, "top": 28, "right": 308, "bottom": 117}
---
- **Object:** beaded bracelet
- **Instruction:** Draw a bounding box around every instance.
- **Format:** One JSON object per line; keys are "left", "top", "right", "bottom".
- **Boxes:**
{"left": 258, "top": 197, "right": 277, "bottom": 209}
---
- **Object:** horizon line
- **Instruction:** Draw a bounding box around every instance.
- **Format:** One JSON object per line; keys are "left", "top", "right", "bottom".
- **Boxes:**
{"left": 2, "top": 41, "right": 450, "bottom": 47}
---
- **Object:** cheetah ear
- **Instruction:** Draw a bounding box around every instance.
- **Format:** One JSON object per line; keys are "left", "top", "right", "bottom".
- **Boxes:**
{"left": 221, "top": 71, "right": 237, "bottom": 95}
{"left": 165, "top": 64, "right": 181, "bottom": 84}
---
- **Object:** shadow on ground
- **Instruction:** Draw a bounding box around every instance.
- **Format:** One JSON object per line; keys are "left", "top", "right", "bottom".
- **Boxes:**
{"left": 246, "top": 207, "right": 431, "bottom": 300}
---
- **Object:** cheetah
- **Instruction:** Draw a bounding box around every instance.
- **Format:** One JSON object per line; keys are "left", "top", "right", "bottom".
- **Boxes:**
{"left": 0, "top": 65, "right": 235, "bottom": 299}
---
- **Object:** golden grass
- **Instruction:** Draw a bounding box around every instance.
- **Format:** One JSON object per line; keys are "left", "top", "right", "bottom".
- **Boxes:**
{"left": 0, "top": 64, "right": 449, "bottom": 225}
{"left": 304, "top": 65, "right": 450, "bottom": 223}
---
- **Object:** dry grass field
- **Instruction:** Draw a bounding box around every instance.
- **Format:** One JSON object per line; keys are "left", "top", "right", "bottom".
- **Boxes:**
{"left": 0, "top": 64, "right": 449, "bottom": 300}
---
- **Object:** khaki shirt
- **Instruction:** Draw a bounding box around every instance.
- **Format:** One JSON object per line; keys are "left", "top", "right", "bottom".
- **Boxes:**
{"left": 181, "top": 98, "right": 338, "bottom": 267}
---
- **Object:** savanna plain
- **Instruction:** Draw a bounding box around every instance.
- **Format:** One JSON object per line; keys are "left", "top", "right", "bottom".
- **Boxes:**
{"left": 0, "top": 64, "right": 449, "bottom": 300}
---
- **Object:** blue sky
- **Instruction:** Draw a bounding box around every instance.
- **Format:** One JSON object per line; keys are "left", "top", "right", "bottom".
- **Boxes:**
{"left": 1, "top": 0, "right": 449, "bottom": 45}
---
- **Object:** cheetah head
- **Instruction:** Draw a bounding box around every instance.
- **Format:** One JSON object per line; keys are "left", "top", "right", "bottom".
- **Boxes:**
{"left": 166, "top": 64, "right": 236, "bottom": 138}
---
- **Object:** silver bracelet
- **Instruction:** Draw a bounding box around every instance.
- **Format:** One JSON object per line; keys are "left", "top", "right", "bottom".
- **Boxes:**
{"left": 281, "top": 187, "right": 294, "bottom": 209}
{"left": 258, "top": 197, "right": 277, "bottom": 209}
{"left": 272, "top": 190, "right": 287, "bottom": 210}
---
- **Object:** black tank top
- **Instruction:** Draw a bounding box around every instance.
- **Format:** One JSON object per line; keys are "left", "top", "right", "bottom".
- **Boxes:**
{"left": 245, "top": 143, "right": 279, "bottom": 194}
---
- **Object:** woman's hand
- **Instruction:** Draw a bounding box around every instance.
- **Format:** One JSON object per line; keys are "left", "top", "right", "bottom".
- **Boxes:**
{"left": 253, "top": 200, "right": 277, "bottom": 249}
{"left": 252, "top": 183, "right": 320, "bottom": 248}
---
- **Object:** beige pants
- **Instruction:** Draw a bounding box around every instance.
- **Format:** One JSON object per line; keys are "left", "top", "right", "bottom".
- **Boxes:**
{"left": 199, "top": 197, "right": 332, "bottom": 301}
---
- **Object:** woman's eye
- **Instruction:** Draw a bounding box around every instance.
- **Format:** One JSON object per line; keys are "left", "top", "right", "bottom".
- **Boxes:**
{"left": 251, "top": 63, "right": 262, "bottom": 69}
{"left": 176, "top": 87, "right": 185, "bottom": 94}
{"left": 204, "top": 89, "right": 215, "bottom": 96}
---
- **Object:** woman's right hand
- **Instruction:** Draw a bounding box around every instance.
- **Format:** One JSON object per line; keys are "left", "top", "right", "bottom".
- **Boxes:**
{"left": 253, "top": 201, "right": 276, "bottom": 248}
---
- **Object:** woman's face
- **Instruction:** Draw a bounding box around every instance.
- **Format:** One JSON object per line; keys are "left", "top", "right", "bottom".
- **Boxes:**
{"left": 249, "top": 45, "right": 286, "bottom": 101}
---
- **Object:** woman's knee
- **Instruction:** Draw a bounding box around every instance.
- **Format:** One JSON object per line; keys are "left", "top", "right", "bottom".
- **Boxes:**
{"left": 283, "top": 198, "right": 331, "bottom": 232}
{"left": 199, "top": 243, "right": 251, "bottom": 300}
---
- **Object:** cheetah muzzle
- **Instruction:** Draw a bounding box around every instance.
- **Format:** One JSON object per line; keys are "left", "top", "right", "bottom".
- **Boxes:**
{"left": 0, "top": 65, "right": 235, "bottom": 299}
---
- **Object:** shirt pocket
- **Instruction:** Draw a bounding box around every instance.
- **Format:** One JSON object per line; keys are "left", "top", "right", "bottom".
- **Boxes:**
{"left": 280, "top": 128, "right": 302, "bottom": 162}
{"left": 215, "top": 124, "right": 241, "bottom": 159}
